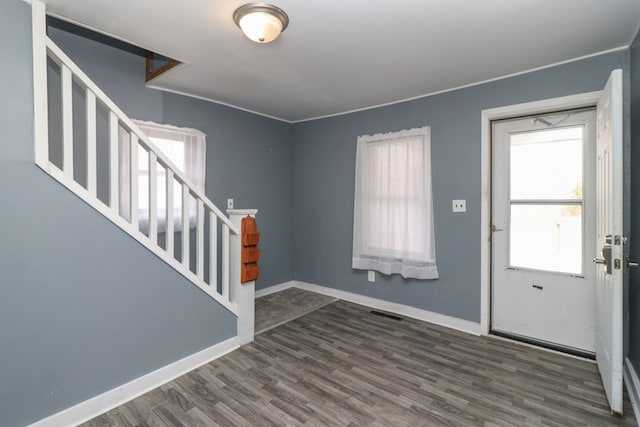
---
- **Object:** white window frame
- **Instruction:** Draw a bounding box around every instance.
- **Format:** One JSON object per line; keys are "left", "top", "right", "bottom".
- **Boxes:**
{"left": 352, "top": 126, "right": 438, "bottom": 279}
{"left": 119, "top": 120, "right": 206, "bottom": 233}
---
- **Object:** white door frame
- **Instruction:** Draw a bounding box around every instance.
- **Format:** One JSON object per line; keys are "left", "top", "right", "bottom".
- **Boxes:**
{"left": 480, "top": 91, "right": 602, "bottom": 335}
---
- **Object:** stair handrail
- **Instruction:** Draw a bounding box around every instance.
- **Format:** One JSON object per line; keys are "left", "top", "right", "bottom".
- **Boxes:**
{"left": 44, "top": 38, "right": 239, "bottom": 235}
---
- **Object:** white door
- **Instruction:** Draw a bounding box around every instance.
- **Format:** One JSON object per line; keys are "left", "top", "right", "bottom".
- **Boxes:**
{"left": 492, "top": 109, "right": 597, "bottom": 353}
{"left": 594, "top": 68, "right": 624, "bottom": 414}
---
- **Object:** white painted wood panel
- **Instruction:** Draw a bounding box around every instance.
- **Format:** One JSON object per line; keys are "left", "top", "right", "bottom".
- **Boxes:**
{"left": 196, "top": 199, "right": 204, "bottom": 279}
{"left": 86, "top": 89, "right": 97, "bottom": 197}
{"left": 209, "top": 211, "right": 217, "bottom": 288}
{"left": 181, "top": 183, "right": 189, "bottom": 269}
{"left": 222, "top": 223, "right": 230, "bottom": 299}
{"left": 32, "top": 0, "right": 49, "bottom": 168}
{"left": 166, "top": 169, "right": 174, "bottom": 258}
{"left": 108, "top": 112, "right": 119, "bottom": 213}
{"left": 595, "top": 69, "right": 624, "bottom": 414}
{"left": 61, "top": 64, "right": 73, "bottom": 179}
{"left": 148, "top": 151, "right": 158, "bottom": 243}
{"left": 130, "top": 133, "right": 139, "bottom": 228}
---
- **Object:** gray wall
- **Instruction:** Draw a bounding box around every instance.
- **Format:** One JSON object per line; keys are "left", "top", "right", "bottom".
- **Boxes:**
{"left": 291, "top": 50, "right": 629, "bottom": 322}
{"left": 47, "top": 25, "right": 294, "bottom": 290}
{"left": 0, "top": 2, "right": 237, "bottom": 426}
{"left": 629, "top": 29, "right": 640, "bottom": 373}
{"left": 5, "top": 0, "right": 637, "bottom": 424}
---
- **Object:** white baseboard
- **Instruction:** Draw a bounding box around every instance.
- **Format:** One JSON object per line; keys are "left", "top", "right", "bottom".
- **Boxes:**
{"left": 624, "top": 358, "right": 640, "bottom": 426}
{"left": 29, "top": 337, "right": 240, "bottom": 427}
{"left": 291, "top": 280, "right": 481, "bottom": 336}
{"left": 255, "top": 281, "right": 295, "bottom": 298}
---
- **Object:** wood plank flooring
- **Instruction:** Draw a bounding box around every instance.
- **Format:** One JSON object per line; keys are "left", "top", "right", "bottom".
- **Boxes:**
{"left": 255, "top": 287, "right": 337, "bottom": 334}
{"left": 83, "top": 300, "right": 637, "bottom": 426}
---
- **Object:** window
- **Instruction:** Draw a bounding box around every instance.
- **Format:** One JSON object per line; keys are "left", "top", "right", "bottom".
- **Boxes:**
{"left": 508, "top": 126, "right": 584, "bottom": 274}
{"left": 352, "top": 127, "right": 438, "bottom": 279}
{"left": 119, "top": 120, "right": 206, "bottom": 233}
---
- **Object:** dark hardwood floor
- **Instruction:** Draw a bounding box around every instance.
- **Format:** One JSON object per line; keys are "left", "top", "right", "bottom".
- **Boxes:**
{"left": 84, "top": 300, "right": 637, "bottom": 426}
{"left": 255, "top": 287, "right": 336, "bottom": 334}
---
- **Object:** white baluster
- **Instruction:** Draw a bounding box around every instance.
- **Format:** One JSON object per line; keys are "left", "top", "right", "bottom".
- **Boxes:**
{"left": 209, "top": 211, "right": 217, "bottom": 288}
{"left": 109, "top": 112, "right": 119, "bottom": 212}
{"left": 61, "top": 64, "right": 73, "bottom": 178}
{"left": 197, "top": 200, "right": 204, "bottom": 280}
{"left": 166, "top": 169, "right": 174, "bottom": 258}
{"left": 222, "top": 223, "right": 230, "bottom": 300}
{"left": 182, "top": 183, "right": 189, "bottom": 268}
{"left": 130, "top": 133, "right": 139, "bottom": 228}
{"left": 86, "top": 89, "right": 97, "bottom": 197}
{"left": 148, "top": 151, "right": 157, "bottom": 243}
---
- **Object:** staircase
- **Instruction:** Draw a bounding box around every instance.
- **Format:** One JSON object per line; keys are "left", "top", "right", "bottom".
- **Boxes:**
{"left": 30, "top": 3, "right": 252, "bottom": 322}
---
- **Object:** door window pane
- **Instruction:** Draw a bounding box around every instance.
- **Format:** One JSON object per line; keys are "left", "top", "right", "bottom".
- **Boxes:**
{"left": 510, "top": 127, "right": 583, "bottom": 200}
{"left": 510, "top": 204, "right": 582, "bottom": 274}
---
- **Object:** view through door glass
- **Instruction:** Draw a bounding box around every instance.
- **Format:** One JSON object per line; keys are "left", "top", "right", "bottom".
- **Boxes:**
{"left": 509, "top": 126, "right": 584, "bottom": 275}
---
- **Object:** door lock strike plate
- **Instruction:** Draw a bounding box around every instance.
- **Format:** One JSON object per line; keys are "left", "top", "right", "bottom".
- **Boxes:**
{"left": 615, "top": 259, "right": 621, "bottom": 269}
{"left": 614, "top": 235, "right": 621, "bottom": 245}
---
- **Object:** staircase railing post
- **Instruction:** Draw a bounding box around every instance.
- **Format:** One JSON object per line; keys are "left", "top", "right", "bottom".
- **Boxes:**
{"left": 227, "top": 209, "right": 257, "bottom": 345}
{"left": 32, "top": 0, "right": 49, "bottom": 168}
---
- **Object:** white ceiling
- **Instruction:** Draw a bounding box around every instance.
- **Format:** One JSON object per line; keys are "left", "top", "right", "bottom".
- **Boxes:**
{"left": 43, "top": 0, "right": 640, "bottom": 122}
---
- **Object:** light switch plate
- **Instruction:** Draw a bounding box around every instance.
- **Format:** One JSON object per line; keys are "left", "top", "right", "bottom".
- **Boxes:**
{"left": 227, "top": 198, "right": 234, "bottom": 209}
{"left": 368, "top": 271, "right": 375, "bottom": 282}
{"left": 452, "top": 199, "right": 466, "bottom": 212}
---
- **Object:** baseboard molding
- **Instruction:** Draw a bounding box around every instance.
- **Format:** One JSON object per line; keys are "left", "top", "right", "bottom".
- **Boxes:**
{"left": 624, "top": 358, "right": 640, "bottom": 426}
{"left": 255, "top": 281, "right": 295, "bottom": 298}
{"left": 291, "top": 281, "right": 481, "bottom": 336}
{"left": 29, "top": 336, "right": 240, "bottom": 427}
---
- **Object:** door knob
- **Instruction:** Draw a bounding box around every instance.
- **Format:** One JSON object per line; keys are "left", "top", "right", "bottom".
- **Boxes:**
{"left": 593, "top": 258, "right": 613, "bottom": 274}
{"left": 597, "top": 245, "right": 613, "bottom": 274}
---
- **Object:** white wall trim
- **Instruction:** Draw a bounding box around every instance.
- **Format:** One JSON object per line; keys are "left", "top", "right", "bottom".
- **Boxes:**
{"left": 479, "top": 91, "right": 602, "bottom": 336}
{"left": 624, "top": 358, "right": 640, "bottom": 426}
{"left": 28, "top": 337, "right": 240, "bottom": 427}
{"left": 292, "top": 281, "right": 481, "bottom": 336}
{"left": 255, "top": 281, "right": 295, "bottom": 298}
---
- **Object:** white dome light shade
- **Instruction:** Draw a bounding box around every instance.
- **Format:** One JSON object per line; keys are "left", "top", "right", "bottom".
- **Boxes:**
{"left": 239, "top": 11, "right": 282, "bottom": 43}
{"left": 233, "top": 3, "right": 289, "bottom": 44}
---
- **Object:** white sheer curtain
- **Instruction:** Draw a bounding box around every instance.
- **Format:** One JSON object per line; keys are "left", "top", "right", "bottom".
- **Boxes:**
{"left": 352, "top": 126, "right": 438, "bottom": 279}
{"left": 119, "top": 120, "right": 206, "bottom": 233}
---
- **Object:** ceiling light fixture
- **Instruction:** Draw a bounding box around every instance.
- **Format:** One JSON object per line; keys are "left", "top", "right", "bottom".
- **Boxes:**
{"left": 233, "top": 3, "right": 289, "bottom": 43}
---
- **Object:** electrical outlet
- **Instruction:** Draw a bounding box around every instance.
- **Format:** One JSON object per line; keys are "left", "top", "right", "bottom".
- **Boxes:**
{"left": 452, "top": 199, "right": 466, "bottom": 213}
{"left": 227, "top": 198, "right": 234, "bottom": 209}
{"left": 368, "top": 271, "right": 375, "bottom": 282}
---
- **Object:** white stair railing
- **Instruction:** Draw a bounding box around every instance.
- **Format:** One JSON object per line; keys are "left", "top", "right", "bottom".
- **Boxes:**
{"left": 33, "top": 34, "right": 240, "bottom": 315}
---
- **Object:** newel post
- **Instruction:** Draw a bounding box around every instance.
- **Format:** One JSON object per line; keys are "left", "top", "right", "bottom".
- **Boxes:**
{"left": 227, "top": 209, "right": 258, "bottom": 345}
